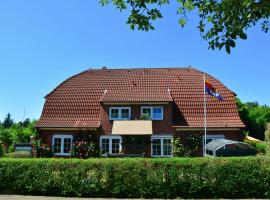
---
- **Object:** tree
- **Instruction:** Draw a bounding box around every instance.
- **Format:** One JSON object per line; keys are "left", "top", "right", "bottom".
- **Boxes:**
{"left": 2, "top": 113, "right": 14, "bottom": 128}
{"left": 100, "top": 0, "right": 270, "bottom": 53}
{"left": 236, "top": 98, "right": 270, "bottom": 140}
{"left": 0, "top": 128, "right": 13, "bottom": 147}
{"left": 18, "top": 118, "right": 31, "bottom": 128}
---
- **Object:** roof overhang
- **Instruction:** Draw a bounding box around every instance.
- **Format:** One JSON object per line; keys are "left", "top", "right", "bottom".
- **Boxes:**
{"left": 102, "top": 102, "right": 170, "bottom": 105}
{"left": 174, "top": 127, "right": 242, "bottom": 131}
{"left": 37, "top": 127, "right": 98, "bottom": 131}
{"left": 112, "top": 120, "right": 152, "bottom": 135}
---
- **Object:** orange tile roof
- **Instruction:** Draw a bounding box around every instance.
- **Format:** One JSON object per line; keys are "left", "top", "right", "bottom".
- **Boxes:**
{"left": 100, "top": 88, "right": 173, "bottom": 103}
{"left": 36, "top": 67, "right": 245, "bottom": 128}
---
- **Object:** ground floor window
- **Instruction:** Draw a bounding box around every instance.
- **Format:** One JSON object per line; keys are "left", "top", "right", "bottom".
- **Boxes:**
{"left": 52, "top": 135, "right": 73, "bottom": 156}
{"left": 151, "top": 135, "right": 173, "bottom": 157}
{"left": 100, "top": 135, "right": 122, "bottom": 155}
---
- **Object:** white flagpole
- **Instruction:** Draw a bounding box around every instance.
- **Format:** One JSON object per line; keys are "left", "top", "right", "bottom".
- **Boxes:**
{"left": 203, "top": 74, "right": 207, "bottom": 156}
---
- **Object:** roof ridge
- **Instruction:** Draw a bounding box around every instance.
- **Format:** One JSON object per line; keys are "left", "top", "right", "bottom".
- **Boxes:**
{"left": 88, "top": 66, "right": 197, "bottom": 71}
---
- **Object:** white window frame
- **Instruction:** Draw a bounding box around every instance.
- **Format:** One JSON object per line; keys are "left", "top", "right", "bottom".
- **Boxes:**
{"left": 141, "top": 106, "right": 163, "bottom": 120}
{"left": 151, "top": 135, "right": 173, "bottom": 157}
{"left": 52, "top": 135, "right": 73, "bottom": 156}
{"left": 109, "top": 107, "right": 131, "bottom": 120}
{"left": 100, "top": 135, "right": 122, "bottom": 155}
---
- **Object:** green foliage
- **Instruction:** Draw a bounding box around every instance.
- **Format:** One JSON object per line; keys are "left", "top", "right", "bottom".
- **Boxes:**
{"left": 5, "top": 151, "right": 32, "bottom": 158}
{"left": 0, "top": 114, "right": 37, "bottom": 154}
{"left": 32, "top": 139, "right": 53, "bottom": 158}
{"left": 246, "top": 141, "right": 267, "bottom": 155}
{"left": 2, "top": 113, "right": 14, "bottom": 128}
{"left": 0, "top": 128, "right": 13, "bottom": 147}
{"left": 265, "top": 125, "right": 270, "bottom": 142}
{"left": 100, "top": 0, "right": 270, "bottom": 53}
{"left": 236, "top": 98, "right": 270, "bottom": 140}
{"left": 0, "top": 157, "right": 270, "bottom": 198}
{"left": 71, "top": 138, "right": 99, "bottom": 159}
{"left": 0, "top": 145, "right": 3, "bottom": 157}
{"left": 173, "top": 134, "right": 201, "bottom": 157}
{"left": 172, "top": 138, "right": 186, "bottom": 156}
{"left": 140, "top": 113, "right": 151, "bottom": 120}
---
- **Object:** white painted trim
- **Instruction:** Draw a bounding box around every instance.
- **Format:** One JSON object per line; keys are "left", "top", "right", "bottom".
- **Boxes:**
{"left": 100, "top": 135, "right": 122, "bottom": 155}
{"left": 141, "top": 106, "right": 163, "bottom": 120}
{"left": 109, "top": 107, "right": 131, "bottom": 120}
{"left": 175, "top": 128, "right": 241, "bottom": 131}
{"left": 151, "top": 135, "right": 173, "bottom": 157}
{"left": 52, "top": 134, "right": 73, "bottom": 156}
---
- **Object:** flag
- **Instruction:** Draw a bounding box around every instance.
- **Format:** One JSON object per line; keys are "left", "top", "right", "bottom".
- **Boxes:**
{"left": 205, "top": 80, "right": 224, "bottom": 101}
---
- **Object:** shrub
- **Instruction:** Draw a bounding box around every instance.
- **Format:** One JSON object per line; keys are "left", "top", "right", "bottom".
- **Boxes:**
{"left": 0, "top": 157, "right": 270, "bottom": 198}
{"left": 71, "top": 140, "right": 99, "bottom": 159}
{"left": 0, "top": 145, "right": 3, "bottom": 157}
{"left": 246, "top": 141, "right": 267, "bottom": 155}
{"left": 5, "top": 151, "right": 32, "bottom": 158}
{"left": 38, "top": 144, "right": 53, "bottom": 158}
{"left": 173, "top": 134, "right": 201, "bottom": 157}
{"left": 31, "top": 139, "right": 53, "bottom": 158}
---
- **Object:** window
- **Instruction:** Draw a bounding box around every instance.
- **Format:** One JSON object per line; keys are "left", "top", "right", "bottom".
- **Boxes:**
{"left": 151, "top": 135, "right": 173, "bottom": 157}
{"left": 52, "top": 135, "right": 73, "bottom": 156}
{"left": 109, "top": 107, "right": 131, "bottom": 120}
{"left": 100, "top": 136, "right": 122, "bottom": 155}
{"left": 141, "top": 106, "right": 163, "bottom": 120}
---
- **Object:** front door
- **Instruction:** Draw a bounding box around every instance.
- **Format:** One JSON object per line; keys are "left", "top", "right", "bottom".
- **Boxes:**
{"left": 122, "top": 136, "right": 150, "bottom": 155}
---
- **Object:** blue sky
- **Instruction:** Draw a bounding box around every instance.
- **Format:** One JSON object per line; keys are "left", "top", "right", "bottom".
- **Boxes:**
{"left": 0, "top": 1, "right": 269, "bottom": 122}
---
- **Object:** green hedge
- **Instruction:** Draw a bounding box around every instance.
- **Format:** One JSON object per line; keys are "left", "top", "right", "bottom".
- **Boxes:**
{"left": 0, "top": 157, "right": 270, "bottom": 198}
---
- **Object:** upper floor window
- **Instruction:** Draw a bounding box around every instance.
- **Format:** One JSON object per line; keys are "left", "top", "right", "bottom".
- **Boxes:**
{"left": 109, "top": 107, "right": 131, "bottom": 120}
{"left": 141, "top": 106, "right": 163, "bottom": 120}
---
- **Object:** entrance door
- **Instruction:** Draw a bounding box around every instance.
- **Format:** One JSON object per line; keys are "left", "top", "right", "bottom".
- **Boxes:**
{"left": 122, "top": 136, "right": 150, "bottom": 155}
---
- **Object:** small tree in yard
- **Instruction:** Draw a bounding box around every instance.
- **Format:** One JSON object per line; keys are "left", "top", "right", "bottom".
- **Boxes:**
{"left": 173, "top": 134, "right": 201, "bottom": 157}
{"left": 71, "top": 135, "right": 99, "bottom": 158}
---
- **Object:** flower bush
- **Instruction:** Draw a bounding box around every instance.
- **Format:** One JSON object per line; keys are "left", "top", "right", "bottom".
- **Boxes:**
{"left": 173, "top": 134, "right": 201, "bottom": 157}
{"left": 71, "top": 136, "right": 99, "bottom": 158}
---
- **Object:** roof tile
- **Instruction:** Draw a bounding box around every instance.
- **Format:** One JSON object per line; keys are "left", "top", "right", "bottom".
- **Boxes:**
{"left": 36, "top": 67, "right": 244, "bottom": 128}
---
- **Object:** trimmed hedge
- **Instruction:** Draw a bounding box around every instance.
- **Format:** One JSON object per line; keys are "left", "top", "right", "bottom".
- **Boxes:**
{"left": 0, "top": 157, "right": 270, "bottom": 198}
{"left": 5, "top": 151, "right": 32, "bottom": 158}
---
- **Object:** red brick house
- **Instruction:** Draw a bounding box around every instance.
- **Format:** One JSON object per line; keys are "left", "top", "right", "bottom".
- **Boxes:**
{"left": 36, "top": 67, "right": 245, "bottom": 157}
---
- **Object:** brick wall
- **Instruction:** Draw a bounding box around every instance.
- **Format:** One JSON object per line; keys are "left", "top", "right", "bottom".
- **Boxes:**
{"left": 100, "top": 103, "right": 174, "bottom": 135}
{"left": 39, "top": 129, "right": 99, "bottom": 148}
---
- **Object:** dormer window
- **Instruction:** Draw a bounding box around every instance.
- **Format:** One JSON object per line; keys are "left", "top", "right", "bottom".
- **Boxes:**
{"left": 109, "top": 107, "right": 131, "bottom": 120}
{"left": 141, "top": 106, "right": 163, "bottom": 120}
